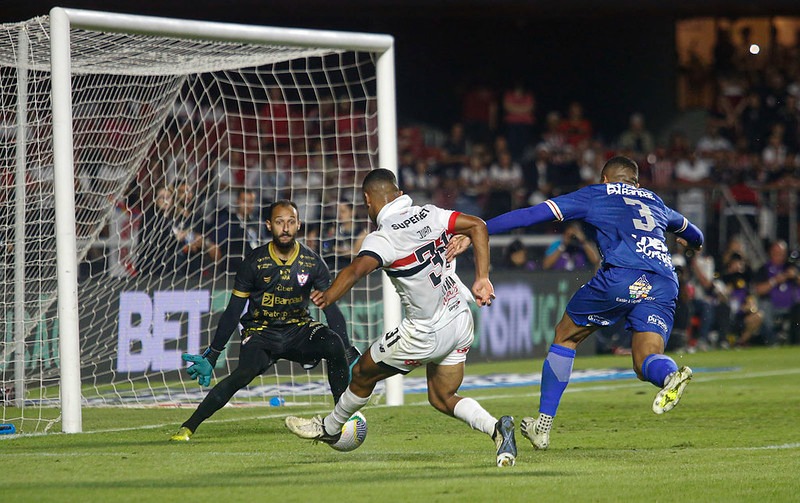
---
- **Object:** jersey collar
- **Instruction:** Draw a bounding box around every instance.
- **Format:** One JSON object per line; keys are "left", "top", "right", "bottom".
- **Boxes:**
{"left": 268, "top": 241, "right": 299, "bottom": 265}
{"left": 376, "top": 194, "right": 413, "bottom": 227}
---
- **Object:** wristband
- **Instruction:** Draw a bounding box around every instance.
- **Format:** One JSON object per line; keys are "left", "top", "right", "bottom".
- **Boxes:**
{"left": 202, "top": 346, "right": 222, "bottom": 367}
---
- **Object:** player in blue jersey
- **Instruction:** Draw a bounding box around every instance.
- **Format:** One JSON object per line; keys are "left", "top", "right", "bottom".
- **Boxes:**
{"left": 447, "top": 155, "right": 703, "bottom": 450}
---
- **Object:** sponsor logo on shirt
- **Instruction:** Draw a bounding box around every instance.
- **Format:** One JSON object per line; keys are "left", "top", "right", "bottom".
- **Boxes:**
{"left": 606, "top": 183, "right": 656, "bottom": 200}
{"left": 390, "top": 208, "right": 430, "bottom": 230}
{"left": 634, "top": 236, "right": 673, "bottom": 267}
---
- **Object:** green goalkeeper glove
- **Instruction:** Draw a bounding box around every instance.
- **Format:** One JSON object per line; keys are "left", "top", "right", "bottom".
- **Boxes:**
{"left": 182, "top": 347, "right": 220, "bottom": 387}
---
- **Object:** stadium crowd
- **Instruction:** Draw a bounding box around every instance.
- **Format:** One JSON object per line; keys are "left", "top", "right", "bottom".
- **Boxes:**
{"left": 78, "top": 21, "right": 800, "bottom": 354}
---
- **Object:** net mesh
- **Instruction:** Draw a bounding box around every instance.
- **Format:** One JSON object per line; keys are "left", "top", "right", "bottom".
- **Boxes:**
{"left": 0, "top": 16, "right": 384, "bottom": 433}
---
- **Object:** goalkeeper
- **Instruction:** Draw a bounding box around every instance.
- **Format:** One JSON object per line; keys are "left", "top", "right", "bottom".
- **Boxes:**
{"left": 170, "top": 200, "right": 359, "bottom": 441}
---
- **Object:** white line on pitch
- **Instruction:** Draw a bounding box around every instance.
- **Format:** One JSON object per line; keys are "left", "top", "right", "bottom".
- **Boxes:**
{"left": 2, "top": 367, "right": 797, "bottom": 439}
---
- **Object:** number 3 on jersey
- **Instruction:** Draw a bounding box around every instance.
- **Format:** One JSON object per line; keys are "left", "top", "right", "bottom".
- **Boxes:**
{"left": 623, "top": 197, "right": 656, "bottom": 231}
{"left": 413, "top": 231, "right": 449, "bottom": 287}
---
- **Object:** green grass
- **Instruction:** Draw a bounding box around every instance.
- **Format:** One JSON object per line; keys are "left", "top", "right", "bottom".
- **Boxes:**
{"left": 2, "top": 346, "right": 800, "bottom": 503}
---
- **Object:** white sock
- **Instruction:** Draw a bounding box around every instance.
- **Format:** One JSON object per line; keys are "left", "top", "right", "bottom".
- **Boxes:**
{"left": 453, "top": 397, "right": 496, "bottom": 436}
{"left": 323, "top": 388, "right": 370, "bottom": 435}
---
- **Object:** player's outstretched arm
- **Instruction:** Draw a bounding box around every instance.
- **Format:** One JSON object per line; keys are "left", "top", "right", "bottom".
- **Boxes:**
{"left": 311, "top": 254, "right": 380, "bottom": 309}
{"left": 485, "top": 202, "right": 559, "bottom": 235}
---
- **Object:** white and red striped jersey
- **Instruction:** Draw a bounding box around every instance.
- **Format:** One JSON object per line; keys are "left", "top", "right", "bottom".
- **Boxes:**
{"left": 357, "top": 195, "right": 474, "bottom": 331}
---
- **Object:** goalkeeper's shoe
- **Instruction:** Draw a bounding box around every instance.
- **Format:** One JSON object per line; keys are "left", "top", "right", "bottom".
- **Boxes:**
{"left": 169, "top": 426, "right": 193, "bottom": 442}
{"left": 285, "top": 415, "right": 341, "bottom": 444}
{"left": 520, "top": 413, "right": 552, "bottom": 451}
{"left": 653, "top": 366, "right": 693, "bottom": 414}
{"left": 492, "top": 415, "right": 517, "bottom": 467}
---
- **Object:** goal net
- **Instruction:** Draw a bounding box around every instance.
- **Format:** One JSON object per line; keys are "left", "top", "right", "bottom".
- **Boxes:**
{"left": 0, "top": 8, "right": 398, "bottom": 433}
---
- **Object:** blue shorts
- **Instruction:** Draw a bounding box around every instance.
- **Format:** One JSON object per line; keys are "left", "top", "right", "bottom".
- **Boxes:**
{"left": 566, "top": 266, "right": 679, "bottom": 342}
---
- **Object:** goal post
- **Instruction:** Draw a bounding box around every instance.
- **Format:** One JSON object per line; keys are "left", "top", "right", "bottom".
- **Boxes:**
{"left": 0, "top": 7, "right": 403, "bottom": 434}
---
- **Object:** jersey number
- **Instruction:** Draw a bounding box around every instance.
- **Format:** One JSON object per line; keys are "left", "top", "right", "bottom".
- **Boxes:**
{"left": 413, "top": 231, "right": 449, "bottom": 287}
{"left": 623, "top": 197, "right": 656, "bottom": 231}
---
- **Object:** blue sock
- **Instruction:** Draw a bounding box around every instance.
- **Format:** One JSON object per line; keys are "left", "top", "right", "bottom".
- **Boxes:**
{"left": 641, "top": 354, "right": 678, "bottom": 387}
{"left": 539, "top": 344, "right": 576, "bottom": 417}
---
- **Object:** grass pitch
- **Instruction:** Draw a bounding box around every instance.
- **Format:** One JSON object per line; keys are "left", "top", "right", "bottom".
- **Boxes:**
{"left": 2, "top": 346, "right": 799, "bottom": 502}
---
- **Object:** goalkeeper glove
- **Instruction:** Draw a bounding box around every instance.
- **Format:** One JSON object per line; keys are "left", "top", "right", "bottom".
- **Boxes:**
{"left": 182, "top": 347, "right": 220, "bottom": 387}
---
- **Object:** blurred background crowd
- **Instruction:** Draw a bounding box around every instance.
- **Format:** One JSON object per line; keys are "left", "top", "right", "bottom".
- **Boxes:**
{"left": 98, "top": 17, "right": 800, "bottom": 355}
{"left": 4, "top": 3, "right": 800, "bottom": 356}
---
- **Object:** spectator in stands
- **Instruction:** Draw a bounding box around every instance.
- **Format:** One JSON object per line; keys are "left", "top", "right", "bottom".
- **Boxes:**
{"left": 486, "top": 150, "right": 525, "bottom": 219}
{"left": 500, "top": 238, "right": 537, "bottom": 272}
{"left": 399, "top": 156, "right": 436, "bottom": 206}
{"left": 539, "top": 111, "right": 567, "bottom": 153}
{"left": 214, "top": 189, "right": 265, "bottom": 274}
{"left": 541, "top": 222, "right": 600, "bottom": 272}
{"left": 288, "top": 153, "right": 324, "bottom": 224}
{"left": 685, "top": 247, "right": 726, "bottom": 350}
{"left": 321, "top": 200, "right": 368, "bottom": 272}
{"left": 524, "top": 144, "right": 555, "bottom": 206}
{"left": 696, "top": 120, "right": 733, "bottom": 154}
{"left": 502, "top": 82, "right": 536, "bottom": 161}
{"left": 754, "top": 240, "right": 800, "bottom": 345}
{"left": 558, "top": 101, "right": 593, "bottom": 147}
{"left": 761, "top": 124, "right": 790, "bottom": 173}
{"left": 674, "top": 151, "right": 713, "bottom": 236}
{"left": 618, "top": 112, "right": 655, "bottom": 155}
{"left": 205, "top": 149, "right": 244, "bottom": 222}
{"left": 174, "top": 180, "right": 221, "bottom": 273}
{"left": 461, "top": 82, "right": 497, "bottom": 144}
{"left": 457, "top": 153, "right": 490, "bottom": 217}
{"left": 713, "top": 74, "right": 748, "bottom": 141}
{"left": 720, "top": 251, "right": 763, "bottom": 348}
{"left": 440, "top": 122, "right": 470, "bottom": 172}
{"left": 137, "top": 183, "right": 218, "bottom": 277}
{"left": 260, "top": 86, "right": 290, "bottom": 149}
{"left": 648, "top": 145, "right": 676, "bottom": 190}
{"left": 492, "top": 135, "right": 511, "bottom": 163}
{"left": 548, "top": 145, "right": 584, "bottom": 196}
{"left": 335, "top": 96, "right": 364, "bottom": 153}
{"left": 245, "top": 155, "right": 287, "bottom": 211}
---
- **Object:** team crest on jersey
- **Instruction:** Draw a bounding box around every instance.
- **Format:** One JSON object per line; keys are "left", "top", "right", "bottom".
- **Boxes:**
{"left": 262, "top": 276, "right": 271, "bottom": 284}
{"left": 629, "top": 275, "right": 652, "bottom": 299}
{"left": 296, "top": 273, "right": 309, "bottom": 286}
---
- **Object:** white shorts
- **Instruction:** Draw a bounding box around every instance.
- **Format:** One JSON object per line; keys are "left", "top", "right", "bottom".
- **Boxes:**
{"left": 369, "top": 308, "right": 474, "bottom": 374}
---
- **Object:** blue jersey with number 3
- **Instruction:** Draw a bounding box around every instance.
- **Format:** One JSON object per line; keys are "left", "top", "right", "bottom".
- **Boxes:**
{"left": 546, "top": 183, "right": 687, "bottom": 279}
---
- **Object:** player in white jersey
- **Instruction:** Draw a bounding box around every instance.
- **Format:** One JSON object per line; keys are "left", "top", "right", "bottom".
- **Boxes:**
{"left": 285, "top": 168, "right": 517, "bottom": 467}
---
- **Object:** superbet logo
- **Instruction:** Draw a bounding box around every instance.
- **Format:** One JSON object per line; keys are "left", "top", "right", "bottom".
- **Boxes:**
{"left": 404, "top": 359, "right": 421, "bottom": 367}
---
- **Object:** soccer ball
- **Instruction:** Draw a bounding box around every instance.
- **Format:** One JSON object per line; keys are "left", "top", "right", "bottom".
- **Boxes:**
{"left": 329, "top": 411, "right": 368, "bottom": 452}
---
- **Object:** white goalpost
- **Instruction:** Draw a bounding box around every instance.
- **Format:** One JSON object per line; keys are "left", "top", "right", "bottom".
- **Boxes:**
{"left": 0, "top": 7, "right": 403, "bottom": 434}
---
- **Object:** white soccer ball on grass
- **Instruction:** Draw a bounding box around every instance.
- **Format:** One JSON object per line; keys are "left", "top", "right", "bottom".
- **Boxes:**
{"left": 329, "top": 411, "right": 368, "bottom": 452}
